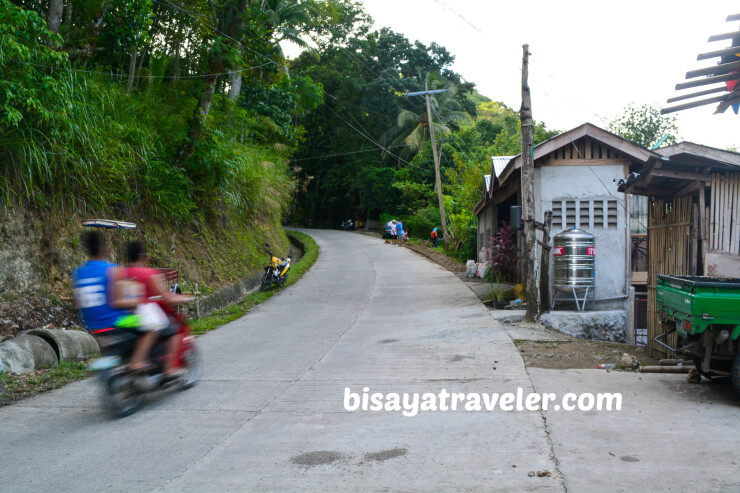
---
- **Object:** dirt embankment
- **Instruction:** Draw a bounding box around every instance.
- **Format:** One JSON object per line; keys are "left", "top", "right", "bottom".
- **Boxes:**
{"left": 0, "top": 207, "right": 291, "bottom": 301}
{"left": 403, "top": 242, "right": 467, "bottom": 274}
{"left": 0, "top": 297, "right": 82, "bottom": 343}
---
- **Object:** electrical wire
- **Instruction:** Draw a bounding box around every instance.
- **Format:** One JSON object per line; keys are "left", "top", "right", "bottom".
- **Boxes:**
{"left": 6, "top": 57, "right": 275, "bottom": 79}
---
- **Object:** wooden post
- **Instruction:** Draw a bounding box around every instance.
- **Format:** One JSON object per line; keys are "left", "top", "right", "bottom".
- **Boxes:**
{"left": 699, "top": 183, "right": 706, "bottom": 273}
{"left": 425, "top": 83, "right": 450, "bottom": 251}
{"left": 520, "top": 44, "right": 538, "bottom": 321}
{"left": 691, "top": 202, "right": 698, "bottom": 275}
{"left": 539, "top": 210, "right": 552, "bottom": 313}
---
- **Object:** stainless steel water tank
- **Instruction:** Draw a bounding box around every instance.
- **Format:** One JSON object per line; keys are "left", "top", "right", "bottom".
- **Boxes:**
{"left": 552, "top": 228, "right": 595, "bottom": 289}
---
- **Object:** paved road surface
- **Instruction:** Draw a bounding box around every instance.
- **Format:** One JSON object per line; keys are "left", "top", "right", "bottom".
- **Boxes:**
{"left": 1, "top": 229, "right": 738, "bottom": 492}
{"left": 0, "top": 230, "right": 559, "bottom": 491}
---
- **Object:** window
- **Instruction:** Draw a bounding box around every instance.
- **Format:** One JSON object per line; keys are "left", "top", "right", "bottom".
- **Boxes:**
{"left": 551, "top": 198, "right": 620, "bottom": 230}
{"left": 630, "top": 195, "right": 648, "bottom": 234}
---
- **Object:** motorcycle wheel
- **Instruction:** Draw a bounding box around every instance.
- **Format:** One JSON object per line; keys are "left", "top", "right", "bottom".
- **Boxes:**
{"left": 103, "top": 369, "right": 143, "bottom": 418}
{"left": 260, "top": 271, "right": 273, "bottom": 291}
{"left": 179, "top": 342, "right": 203, "bottom": 390}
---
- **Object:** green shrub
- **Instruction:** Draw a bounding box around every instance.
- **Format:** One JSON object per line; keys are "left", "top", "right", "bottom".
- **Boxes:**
{"left": 403, "top": 206, "right": 441, "bottom": 239}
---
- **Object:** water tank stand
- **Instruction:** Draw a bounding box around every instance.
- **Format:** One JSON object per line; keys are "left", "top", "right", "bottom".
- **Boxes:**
{"left": 551, "top": 286, "right": 593, "bottom": 312}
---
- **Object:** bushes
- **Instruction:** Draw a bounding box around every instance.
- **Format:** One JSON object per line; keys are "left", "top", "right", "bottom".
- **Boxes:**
{"left": 403, "top": 206, "right": 441, "bottom": 239}
{"left": 0, "top": 69, "right": 294, "bottom": 227}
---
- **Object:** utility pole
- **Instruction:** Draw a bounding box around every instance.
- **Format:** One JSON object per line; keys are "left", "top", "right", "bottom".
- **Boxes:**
{"left": 406, "top": 84, "right": 450, "bottom": 250}
{"left": 520, "top": 44, "right": 538, "bottom": 322}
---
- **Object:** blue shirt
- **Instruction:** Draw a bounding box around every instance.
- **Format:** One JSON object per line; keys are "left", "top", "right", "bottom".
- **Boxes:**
{"left": 72, "top": 260, "right": 127, "bottom": 330}
{"left": 396, "top": 222, "right": 404, "bottom": 233}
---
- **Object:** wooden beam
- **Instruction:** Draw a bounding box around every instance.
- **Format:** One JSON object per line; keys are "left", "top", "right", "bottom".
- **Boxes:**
{"left": 661, "top": 94, "right": 729, "bottom": 114}
{"left": 676, "top": 71, "right": 740, "bottom": 90}
{"left": 714, "top": 91, "right": 740, "bottom": 114}
{"left": 685, "top": 59, "right": 740, "bottom": 79}
{"left": 676, "top": 181, "right": 703, "bottom": 198}
{"left": 667, "top": 86, "right": 727, "bottom": 103}
{"left": 623, "top": 185, "right": 675, "bottom": 199}
{"left": 708, "top": 31, "right": 740, "bottom": 42}
{"left": 538, "top": 157, "right": 630, "bottom": 167}
{"left": 650, "top": 168, "right": 714, "bottom": 182}
{"left": 642, "top": 161, "right": 661, "bottom": 187}
{"left": 697, "top": 45, "right": 740, "bottom": 61}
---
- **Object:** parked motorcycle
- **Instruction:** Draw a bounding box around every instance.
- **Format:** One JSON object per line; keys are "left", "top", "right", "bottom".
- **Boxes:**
{"left": 341, "top": 219, "right": 355, "bottom": 230}
{"left": 260, "top": 244, "right": 292, "bottom": 291}
{"left": 88, "top": 305, "right": 202, "bottom": 417}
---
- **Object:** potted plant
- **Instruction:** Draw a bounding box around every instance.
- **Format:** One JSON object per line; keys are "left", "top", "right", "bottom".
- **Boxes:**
{"left": 489, "top": 272, "right": 508, "bottom": 309}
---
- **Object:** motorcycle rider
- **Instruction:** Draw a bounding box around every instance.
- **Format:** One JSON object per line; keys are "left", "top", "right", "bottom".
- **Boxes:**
{"left": 72, "top": 230, "right": 155, "bottom": 371}
{"left": 117, "top": 241, "right": 189, "bottom": 378}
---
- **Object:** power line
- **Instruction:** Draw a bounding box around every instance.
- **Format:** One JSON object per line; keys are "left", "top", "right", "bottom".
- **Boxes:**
{"left": 6, "top": 57, "right": 274, "bottom": 79}
{"left": 431, "top": 0, "right": 483, "bottom": 33}
{"left": 292, "top": 144, "right": 406, "bottom": 162}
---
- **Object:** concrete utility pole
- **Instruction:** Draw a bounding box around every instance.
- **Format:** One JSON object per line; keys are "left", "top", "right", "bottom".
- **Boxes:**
{"left": 406, "top": 84, "right": 450, "bottom": 250}
{"left": 520, "top": 44, "right": 539, "bottom": 322}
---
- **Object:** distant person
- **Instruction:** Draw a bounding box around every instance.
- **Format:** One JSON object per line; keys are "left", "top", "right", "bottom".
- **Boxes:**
{"left": 395, "top": 220, "right": 405, "bottom": 246}
{"left": 431, "top": 228, "right": 438, "bottom": 248}
{"left": 390, "top": 220, "right": 397, "bottom": 245}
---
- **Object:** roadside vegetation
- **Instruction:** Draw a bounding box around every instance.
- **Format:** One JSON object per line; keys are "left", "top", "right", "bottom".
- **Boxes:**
{"left": 0, "top": 360, "right": 90, "bottom": 406}
{"left": 190, "top": 230, "right": 318, "bottom": 335}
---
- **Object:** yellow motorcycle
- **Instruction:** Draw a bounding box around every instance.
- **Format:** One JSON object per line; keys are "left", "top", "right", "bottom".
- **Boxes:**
{"left": 260, "top": 244, "right": 291, "bottom": 291}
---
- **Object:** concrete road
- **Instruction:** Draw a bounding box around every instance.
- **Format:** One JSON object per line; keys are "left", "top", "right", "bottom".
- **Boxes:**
{"left": 0, "top": 230, "right": 561, "bottom": 492}
{"left": 2, "top": 230, "right": 738, "bottom": 492}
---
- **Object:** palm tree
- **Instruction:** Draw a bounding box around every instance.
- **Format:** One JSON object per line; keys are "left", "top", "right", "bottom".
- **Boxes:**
{"left": 229, "top": 0, "right": 312, "bottom": 100}
{"left": 383, "top": 79, "right": 471, "bottom": 157}
{"left": 382, "top": 73, "right": 472, "bottom": 250}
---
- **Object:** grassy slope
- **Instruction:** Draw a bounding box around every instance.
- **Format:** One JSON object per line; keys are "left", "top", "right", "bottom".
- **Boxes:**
{"left": 190, "top": 230, "right": 318, "bottom": 334}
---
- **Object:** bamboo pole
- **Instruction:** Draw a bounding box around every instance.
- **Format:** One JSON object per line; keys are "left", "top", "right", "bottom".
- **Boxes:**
{"left": 711, "top": 174, "right": 717, "bottom": 249}
{"left": 735, "top": 174, "right": 740, "bottom": 254}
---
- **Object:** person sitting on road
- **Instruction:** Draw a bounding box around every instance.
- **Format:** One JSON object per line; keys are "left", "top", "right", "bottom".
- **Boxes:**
{"left": 116, "top": 241, "right": 189, "bottom": 378}
{"left": 72, "top": 231, "right": 152, "bottom": 372}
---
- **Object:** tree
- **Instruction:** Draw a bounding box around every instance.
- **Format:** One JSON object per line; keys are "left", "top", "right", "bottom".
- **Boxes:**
{"left": 229, "top": 0, "right": 313, "bottom": 101}
{"left": 382, "top": 72, "right": 472, "bottom": 250}
{"left": 608, "top": 103, "right": 679, "bottom": 149}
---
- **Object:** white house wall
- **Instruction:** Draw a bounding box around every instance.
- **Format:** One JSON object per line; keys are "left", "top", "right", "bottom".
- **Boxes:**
{"left": 535, "top": 165, "right": 628, "bottom": 303}
{"left": 477, "top": 203, "right": 497, "bottom": 261}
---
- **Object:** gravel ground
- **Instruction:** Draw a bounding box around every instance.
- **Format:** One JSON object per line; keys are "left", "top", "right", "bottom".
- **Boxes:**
{"left": 514, "top": 339, "right": 660, "bottom": 370}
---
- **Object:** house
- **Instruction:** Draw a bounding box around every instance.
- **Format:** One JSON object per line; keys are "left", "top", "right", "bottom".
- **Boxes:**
{"left": 618, "top": 142, "right": 740, "bottom": 357}
{"left": 474, "top": 123, "right": 659, "bottom": 311}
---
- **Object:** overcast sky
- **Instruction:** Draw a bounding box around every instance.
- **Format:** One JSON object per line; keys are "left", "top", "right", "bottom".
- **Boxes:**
{"left": 336, "top": 1, "right": 739, "bottom": 151}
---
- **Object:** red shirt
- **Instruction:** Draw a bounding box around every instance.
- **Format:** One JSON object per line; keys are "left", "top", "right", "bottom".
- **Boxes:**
{"left": 125, "top": 266, "right": 161, "bottom": 300}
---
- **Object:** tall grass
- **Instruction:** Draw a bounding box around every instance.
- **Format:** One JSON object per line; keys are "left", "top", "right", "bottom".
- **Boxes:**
{"left": 0, "top": 70, "right": 295, "bottom": 227}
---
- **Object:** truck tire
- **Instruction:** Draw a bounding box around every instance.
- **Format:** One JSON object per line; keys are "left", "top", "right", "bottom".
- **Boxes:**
{"left": 732, "top": 350, "right": 740, "bottom": 397}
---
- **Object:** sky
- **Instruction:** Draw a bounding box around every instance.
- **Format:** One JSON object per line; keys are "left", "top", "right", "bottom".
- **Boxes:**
{"left": 318, "top": 0, "right": 740, "bottom": 150}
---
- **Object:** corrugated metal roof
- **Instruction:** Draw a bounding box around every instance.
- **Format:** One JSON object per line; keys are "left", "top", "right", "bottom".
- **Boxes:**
{"left": 484, "top": 174, "right": 491, "bottom": 192}
{"left": 491, "top": 156, "right": 515, "bottom": 178}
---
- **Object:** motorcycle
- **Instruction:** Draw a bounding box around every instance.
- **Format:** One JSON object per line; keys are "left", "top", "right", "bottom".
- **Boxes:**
{"left": 260, "top": 244, "right": 291, "bottom": 291}
{"left": 341, "top": 219, "right": 355, "bottom": 230}
{"left": 87, "top": 304, "right": 202, "bottom": 418}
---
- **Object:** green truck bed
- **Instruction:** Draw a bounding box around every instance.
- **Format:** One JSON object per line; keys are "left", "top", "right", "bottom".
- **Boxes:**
{"left": 657, "top": 275, "right": 740, "bottom": 340}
